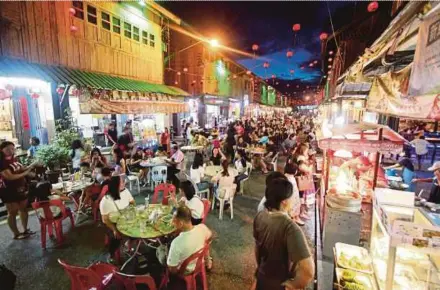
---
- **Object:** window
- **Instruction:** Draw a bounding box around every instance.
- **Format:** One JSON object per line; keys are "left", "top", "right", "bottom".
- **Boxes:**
{"left": 124, "top": 22, "right": 132, "bottom": 38}
{"left": 72, "top": 1, "right": 84, "bottom": 20}
{"left": 133, "top": 26, "right": 140, "bottom": 42}
{"left": 87, "top": 5, "right": 97, "bottom": 25}
{"left": 149, "top": 34, "right": 155, "bottom": 47}
{"left": 101, "top": 12, "right": 110, "bottom": 30}
{"left": 112, "top": 16, "right": 121, "bottom": 34}
{"left": 142, "top": 31, "right": 148, "bottom": 45}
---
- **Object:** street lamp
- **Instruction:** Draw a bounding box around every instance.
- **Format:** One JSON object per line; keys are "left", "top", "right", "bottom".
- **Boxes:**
{"left": 209, "top": 39, "right": 219, "bottom": 47}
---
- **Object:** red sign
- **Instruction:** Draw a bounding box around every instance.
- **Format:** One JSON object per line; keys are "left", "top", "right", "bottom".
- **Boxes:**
{"left": 19, "top": 97, "right": 30, "bottom": 130}
{"left": 318, "top": 139, "right": 403, "bottom": 153}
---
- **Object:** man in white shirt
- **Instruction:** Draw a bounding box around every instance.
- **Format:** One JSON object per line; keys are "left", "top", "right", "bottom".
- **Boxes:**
{"left": 410, "top": 135, "right": 430, "bottom": 170}
{"left": 166, "top": 144, "right": 185, "bottom": 189}
{"left": 167, "top": 205, "right": 212, "bottom": 275}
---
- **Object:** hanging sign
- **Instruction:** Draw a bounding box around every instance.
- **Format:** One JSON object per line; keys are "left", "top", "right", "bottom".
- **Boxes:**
{"left": 367, "top": 66, "right": 440, "bottom": 119}
{"left": 409, "top": 11, "right": 440, "bottom": 97}
{"left": 318, "top": 138, "right": 403, "bottom": 153}
{"left": 19, "top": 97, "right": 30, "bottom": 130}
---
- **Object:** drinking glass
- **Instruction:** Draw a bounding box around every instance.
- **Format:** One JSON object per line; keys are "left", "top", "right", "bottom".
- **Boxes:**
{"left": 140, "top": 221, "right": 147, "bottom": 235}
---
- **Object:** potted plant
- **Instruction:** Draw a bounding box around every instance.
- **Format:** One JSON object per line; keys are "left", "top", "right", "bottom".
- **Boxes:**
{"left": 35, "top": 144, "right": 70, "bottom": 183}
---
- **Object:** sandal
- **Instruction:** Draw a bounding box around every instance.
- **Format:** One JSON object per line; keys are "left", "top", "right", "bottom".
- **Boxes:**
{"left": 23, "top": 229, "right": 36, "bottom": 235}
{"left": 14, "top": 233, "right": 29, "bottom": 240}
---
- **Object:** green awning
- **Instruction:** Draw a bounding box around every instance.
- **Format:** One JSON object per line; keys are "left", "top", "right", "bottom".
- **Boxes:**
{"left": 0, "top": 57, "right": 189, "bottom": 96}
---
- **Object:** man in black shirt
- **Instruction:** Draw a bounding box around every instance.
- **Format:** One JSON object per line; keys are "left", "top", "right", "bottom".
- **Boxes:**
{"left": 258, "top": 137, "right": 278, "bottom": 173}
{"left": 105, "top": 122, "right": 118, "bottom": 146}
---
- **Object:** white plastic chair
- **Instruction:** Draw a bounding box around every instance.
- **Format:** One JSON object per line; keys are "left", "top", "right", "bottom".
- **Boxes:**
{"left": 126, "top": 168, "right": 141, "bottom": 194}
{"left": 270, "top": 153, "right": 279, "bottom": 172}
{"left": 185, "top": 173, "right": 210, "bottom": 201}
{"left": 151, "top": 165, "right": 167, "bottom": 190}
{"left": 238, "top": 162, "right": 253, "bottom": 195}
{"left": 211, "top": 185, "right": 237, "bottom": 220}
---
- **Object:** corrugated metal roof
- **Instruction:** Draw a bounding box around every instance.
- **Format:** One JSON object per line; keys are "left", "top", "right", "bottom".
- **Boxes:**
{"left": 0, "top": 57, "right": 189, "bottom": 96}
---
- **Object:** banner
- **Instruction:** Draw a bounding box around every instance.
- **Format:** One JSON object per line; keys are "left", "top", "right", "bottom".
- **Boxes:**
{"left": 318, "top": 138, "right": 403, "bottom": 153}
{"left": 409, "top": 11, "right": 440, "bottom": 96}
{"left": 367, "top": 65, "right": 440, "bottom": 119}
{"left": 19, "top": 97, "right": 30, "bottom": 130}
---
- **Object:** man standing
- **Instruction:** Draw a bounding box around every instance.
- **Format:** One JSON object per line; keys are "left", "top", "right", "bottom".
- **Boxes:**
{"left": 105, "top": 122, "right": 118, "bottom": 147}
{"left": 253, "top": 178, "right": 314, "bottom": 290}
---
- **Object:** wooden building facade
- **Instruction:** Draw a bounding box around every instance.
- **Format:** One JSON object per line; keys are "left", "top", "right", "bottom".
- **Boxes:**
{"left": 0, "top": 1, "right": 167, "bottom": 84}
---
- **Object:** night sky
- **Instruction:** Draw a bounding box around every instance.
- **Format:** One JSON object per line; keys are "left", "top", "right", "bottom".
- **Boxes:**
{"left": 161, "top": 1, "right": 382, "bottom": 95}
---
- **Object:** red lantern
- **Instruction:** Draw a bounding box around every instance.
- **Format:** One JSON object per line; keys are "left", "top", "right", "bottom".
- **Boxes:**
{"left": 177, "top": 71, "right": 181, "bottom": 75}
{"left": 286, "top": 51, "right": 294, "bottom": 58}
{"left": 276, "top": 82, "right": 279, "bottom": 85}
{"left": 271, "top": 74, "right": 276, "bottom": 79}
{"left": 70, "top": 25, "right": 78, "bottom": 32}
{"left": 367, "top": 1, "right": 379, "bottom": 12}
{"left": 328, "top": 65, "right": 332, "bottom": 68}
{"left": 292, "top": 24, "right": 301, "bottom": 32}
{"left": 233, "top": 75, "right": 237, "bottom": 79}
{"left": 31, "top": 93, "right": 39, "bottom": 99}
{"left": 174, "top": 81, "right": 178, "bottom": 85}
{"left": 319, "top": 32, "right": 328, "bottom": 41}
{"left": 183, "top": 67, "right": 188, "bottom": 72}
{"left": 313, "top": 60, "right": 318, "bottom": 64}
{"left": 329, "top": 51, "right": 334, "bottom": 55}
{"left": 289, "top": 69, "right": 295, "bottom": 74}
{"left": 300, "top": 66, "right": 305, "bottom": 70}
{"left": 309, "top": 63, "right": 314, "bottom": 67}
{"left": 328, "top": 58, "right": 333, "bottom": 62}
{"left": 287, "top": 84, "right": 290, "bottom": 87}
{"left": 263, "top": 62, "right": 270, "bottom": 68}
{"left": 69, "top": 8, "right": 76, "bottom": 16}
{"left": 246, "top": 70, "right": 251, "bottom": 75}
{"left": 252, "top": 44, "right": 259, "bottom": 51}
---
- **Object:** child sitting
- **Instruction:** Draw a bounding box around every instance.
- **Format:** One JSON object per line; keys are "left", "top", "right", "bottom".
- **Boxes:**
{"left": 34, "top": 181, "right": 70, "bottom": 219}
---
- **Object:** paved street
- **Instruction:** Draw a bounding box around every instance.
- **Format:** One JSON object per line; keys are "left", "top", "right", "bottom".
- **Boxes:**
{"left": 0, "top": 162, "right": 316, "bottom": 290}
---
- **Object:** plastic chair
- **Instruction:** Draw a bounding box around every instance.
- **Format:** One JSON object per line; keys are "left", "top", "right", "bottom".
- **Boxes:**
{"left": 126, "top": 167, "right": 141, "bottom": 195}
{"left": 32, "top": 200, "right": 75, "bottom": 249}
{"left": 201, "top": 198, "right": 211, "bottom": 224}
{"left": 176, "top": 243, "right": 210, "bottom": 290}
{"left": 270, "top": 153, "right": 279, "bottom": 172}
{"left": 186, "top": 174, "right": 210, "bottom": 201}
{"left": 211, "top": 185, "right": 237, "bottom": 220}
{"left": 238, "top": 162, "right": 253, "bottom": 195}
{"left": 111, "top": 271, "right": 157, "bottom": 290}
{"left": 151, "top": 165, "right": 168, "bottom": 190}
{"left": 58, "top": 259, "right": 115, "bottom": 290}
{"left": 152, "top": 183, "right": 176, "bottom": 205}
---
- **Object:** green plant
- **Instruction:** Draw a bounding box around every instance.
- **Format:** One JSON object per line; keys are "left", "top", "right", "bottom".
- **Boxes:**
{"left": 35, "top": 144, "right": 70, "bottom": 170}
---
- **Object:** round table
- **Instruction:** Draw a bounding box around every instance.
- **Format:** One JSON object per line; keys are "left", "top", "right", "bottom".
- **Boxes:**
{"left": 113, "top": 204, "right": 176, "bottom": 239}
{"left": 204, "top": 165, "right": 222, "bottom": 177}
{"left": 140, "top": 157, "right": 168, "bottom": 168}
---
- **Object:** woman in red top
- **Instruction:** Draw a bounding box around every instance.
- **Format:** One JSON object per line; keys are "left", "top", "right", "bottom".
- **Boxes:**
{"left": 161, "top": 127, "right": 170, "bottom": 152}
{"left": 0, "top": 142, "right": 38, "bottom": 239}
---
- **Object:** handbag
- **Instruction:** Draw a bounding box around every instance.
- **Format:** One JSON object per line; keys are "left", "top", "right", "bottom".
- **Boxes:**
{"left": 295, "top": 175, "right": 314, "bottom": 191}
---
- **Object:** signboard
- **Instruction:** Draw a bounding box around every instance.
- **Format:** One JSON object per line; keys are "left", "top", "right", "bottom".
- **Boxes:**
{"left": 366, "top": 66, "right": 440, "bottom": 119}
{"left": 19, "top": 97, "right": 30, "bottom": 130}
{"left": 318, "top": 138, "right": 403, "bottom": 153}
{"left": 409, "top": 11, "right": 440, "bottom": 96}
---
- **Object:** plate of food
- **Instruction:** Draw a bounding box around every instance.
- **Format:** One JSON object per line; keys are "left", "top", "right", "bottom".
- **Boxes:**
{"left": 336, "top": 268, "right": 376, "bottom": 290}
{"left": 335, "top": 243, "right": 373, "bottom": 274}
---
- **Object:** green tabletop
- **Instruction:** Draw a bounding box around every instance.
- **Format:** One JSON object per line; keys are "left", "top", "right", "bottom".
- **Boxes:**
{"left": 113, "top": 204, "right": 176, "bottom": 239}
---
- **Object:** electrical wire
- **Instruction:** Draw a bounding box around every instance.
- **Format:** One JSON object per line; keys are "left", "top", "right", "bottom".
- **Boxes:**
{"left": 326, "top": 1, "right": 340, "bottom": 53}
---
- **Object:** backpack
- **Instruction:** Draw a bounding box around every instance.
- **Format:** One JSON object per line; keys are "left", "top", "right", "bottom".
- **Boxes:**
{"left": 0, "top": 264, "right": 16, "bottom": 290}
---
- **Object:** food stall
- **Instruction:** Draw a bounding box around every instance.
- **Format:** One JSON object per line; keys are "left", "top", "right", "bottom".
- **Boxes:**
{"left": 317, "top": 122, "right": 406, "bottom": 258}
{"left": 333, "top": 188, "right": 440, "bottom": 290}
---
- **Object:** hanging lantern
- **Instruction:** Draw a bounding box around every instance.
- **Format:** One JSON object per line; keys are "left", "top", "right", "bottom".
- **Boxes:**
{"left": 233, "top": 74, "right": 237, "bottom": 79}
{"left": 263, "top": 62, "right": 270, "bottom": 68}
{"left": 328, "top": 71, "right": 332, "bottom": 75}
{"left": 177, "top": 71, "right": 181, "bottom": 76}
{"left": 329, "top": 51, "right": 334, "bottom": 55}
{"left": 289, "top": 69, "right": 295, "bottom": 74}
{"left": 367, "top": 1, "right": 379, "bottom": 12}
{"left": 309, "top": 63, "right": 314, "bottom": 67}
{"left": 183, "top": 67, "right": 188, "bottom": 72}
{"left": 246, "top": 70, "right": 251, "bottom": 75}
{"left": 328, "top": 58, "right": 333, "bottom": 62}
{"left": 70, "top": 25, "right": 78, "bottom": 32}
{"left": 313, "top": 60, "right": 318, "bottom": 64}
{"left": 296, "top": 85, "right": 300, "bottom": 88}
{"left": 69, "top": 8, "right": 76, "bottom": 16}
{"left": 287, "top": 84, "right": 290, "bottom": 87}
{"left": 328, "top": 65, "right": 332, "bottom": 68}
{"left": 323, "top": 76, "right": 327, "bottom": 79}
{"left": 292, "top": 24, "right": 301, "bottom": 32}
{"left": 31, "top": 93, "right": 39, "bottom": 99}
{"left": 306, "top": 86, "right": 310, "bottom": 89}
{"left": 252, "top": 44, "right": 259, "bottom": 51}
{"left": 271, "top": 74, "right": 276, "bottom": 79}
{"left": 174, "top": 81, "right": 178, "bottom": 85}
{"left": 319, "top": 32, "right": 328, "bottom": 41}
{"left": 300, "top": 66, "right": 305, "bottom": 70}
{"left": 276, "top": 82, "right": 279, "bottom": 85}
{"left": 286, "top": 51, "right": 294, "bottom": 58}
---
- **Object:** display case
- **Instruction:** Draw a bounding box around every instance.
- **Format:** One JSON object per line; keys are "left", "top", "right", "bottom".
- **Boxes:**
{"left": 370, "top": 191, "right": 440, "bottom": 290}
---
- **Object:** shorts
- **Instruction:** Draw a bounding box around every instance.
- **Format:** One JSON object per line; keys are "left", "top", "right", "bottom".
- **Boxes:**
{"left": 0, "top": 190, "right": 28, "bottom": 204}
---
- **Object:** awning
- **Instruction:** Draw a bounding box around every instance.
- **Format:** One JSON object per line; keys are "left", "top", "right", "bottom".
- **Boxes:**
{"left": 0, "top": 57, "right": 189, "bottom": 97}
